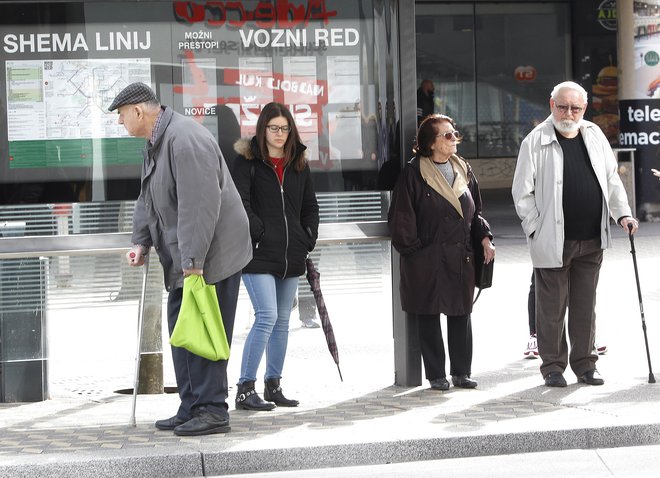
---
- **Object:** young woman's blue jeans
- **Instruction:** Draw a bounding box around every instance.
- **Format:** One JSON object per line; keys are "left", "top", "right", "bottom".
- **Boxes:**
{"left": 239, "top": 273, "right": 299, "bottom": 384}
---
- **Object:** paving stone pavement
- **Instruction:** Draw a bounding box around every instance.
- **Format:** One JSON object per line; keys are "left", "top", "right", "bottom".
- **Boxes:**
{"left": 2, "top": 211, "right": 660, "bottom": 477}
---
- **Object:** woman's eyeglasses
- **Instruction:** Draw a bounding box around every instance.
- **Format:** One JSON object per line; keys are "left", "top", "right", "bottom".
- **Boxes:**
{"left": 266, "top": 124, "right": 291, "bottom": 134}
{"left": 554, "top": 104, "right": 584, "bottom": 114}
{"left": 437, "top": 130, "right": 460, "bottom": 140}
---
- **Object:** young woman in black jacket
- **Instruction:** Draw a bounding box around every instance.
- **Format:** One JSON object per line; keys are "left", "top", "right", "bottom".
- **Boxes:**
{"left": 232, "top": 102, "right": 319, "bottom": 410}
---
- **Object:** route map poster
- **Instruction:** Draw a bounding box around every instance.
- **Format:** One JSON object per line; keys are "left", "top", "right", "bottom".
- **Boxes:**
{"left": 6, "top": 58, "right": 150, "bottom": 169}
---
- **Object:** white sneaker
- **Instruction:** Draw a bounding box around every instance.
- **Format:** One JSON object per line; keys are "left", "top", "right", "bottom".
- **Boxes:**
{"left": 524, "top": 334, "right": 539, "bottom": 359}
{"left": 594, "top": 343, "right": 608, "bottom": 355}
{"left": 301, "top": 317, "right": 320, "bottom": 329}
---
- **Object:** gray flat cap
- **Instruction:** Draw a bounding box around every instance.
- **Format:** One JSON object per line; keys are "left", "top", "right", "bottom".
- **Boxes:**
{"left": 108, "top": 82, "right": 158, "bottom": 111}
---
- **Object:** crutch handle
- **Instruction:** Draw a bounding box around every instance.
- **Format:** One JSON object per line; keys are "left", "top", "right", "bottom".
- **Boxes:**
{"left": 627, "top": 222, "right": 633, "bottom": 233}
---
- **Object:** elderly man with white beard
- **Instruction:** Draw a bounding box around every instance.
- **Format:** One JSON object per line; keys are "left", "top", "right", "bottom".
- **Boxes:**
{"left": 512, "top": 81, "right": 638, "bottom": 388}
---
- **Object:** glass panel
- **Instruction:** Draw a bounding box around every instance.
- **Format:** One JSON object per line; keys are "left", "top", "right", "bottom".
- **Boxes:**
{"left": 415, "top": 3, "right": 477, "bottom": 158}
{"left": 36, "top": 240, "right": 391, "bottom": 397}
{"left": 415, "top": 2, "right": 571, "bottom": 159}
{"left": 475, "top": 3, "right": 570, "bottom": 157}
{"left": 0, "top": 0, "right": 399, "bottom": 205}
{"left": 0, "top": 201, "right": 133, "bottom": 236}
{"left": 0, "top": 257, "right": 47, "bottom": 362}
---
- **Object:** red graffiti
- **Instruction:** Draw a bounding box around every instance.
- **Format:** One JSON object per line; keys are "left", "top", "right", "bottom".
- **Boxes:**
{"left": 172, "top": 50, "right": 336, "bottom": 169}
{"left": 173, "top": 0, "right": 337, "bottom": 28}
{"left": 172, "top": 50, "right": 328, "bottom": 131}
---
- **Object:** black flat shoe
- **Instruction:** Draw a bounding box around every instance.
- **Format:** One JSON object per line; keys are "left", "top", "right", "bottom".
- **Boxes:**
{"left": 451, "top": 375, "right": 478, "bottom": 389}
{"left": 173, "top": 406, "right": 230, "bottom": 436}
{"left": 544, "top": 371, "right": 567, "bottom": 387}
{"left": 155, "top": 415, "right": 186, "bottom": 431}
{"left": 578, "top": 369, "right": 604, "bottom": 386}
{"left": 173, "top": 418, "right": 230, "bottom": 436}
{"left": 430, "top": 378, "right": 450, "bottom": 391}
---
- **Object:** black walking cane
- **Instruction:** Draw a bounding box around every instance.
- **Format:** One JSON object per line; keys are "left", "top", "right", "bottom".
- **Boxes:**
{"left": 627, "top": 223, "right": 656, "bottom": 384}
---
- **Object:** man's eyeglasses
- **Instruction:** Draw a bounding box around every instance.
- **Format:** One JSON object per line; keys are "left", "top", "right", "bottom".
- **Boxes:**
{"left": 554, "top": 104, "right": 584, "bottom": 114}
{"left": 438, "top": 130, "right": 460, "bottom": 140}
{"left": 266, "top": 124, "right": 291, "bottom": 134}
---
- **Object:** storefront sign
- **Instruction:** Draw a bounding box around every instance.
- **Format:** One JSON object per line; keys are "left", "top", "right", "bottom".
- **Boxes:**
{"left": 619, "top": 98, "right": 660, "bottom": 212}
{"left": 627, "top": 1, "right": 660, "bottom": 210}
{"left": 596, "top": 0, "right": 617, "bottom": 31}
{"left": 514, "top": 65, "right": 536, "bottom": 82}
{"left": 619, "top": 100, "right": 660, "bottom": 146}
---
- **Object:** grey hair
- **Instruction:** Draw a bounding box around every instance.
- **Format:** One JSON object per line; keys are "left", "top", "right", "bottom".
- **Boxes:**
{"left": 142, "top": 99, "right": 161, "bottom": 111}
{"left": 550, "top": 81, "right": 588, "bottom": 103}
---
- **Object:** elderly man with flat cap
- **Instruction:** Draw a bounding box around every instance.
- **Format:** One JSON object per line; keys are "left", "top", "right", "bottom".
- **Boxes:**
{"left": 110, "top": 82, "right": 252, "bottom": 436}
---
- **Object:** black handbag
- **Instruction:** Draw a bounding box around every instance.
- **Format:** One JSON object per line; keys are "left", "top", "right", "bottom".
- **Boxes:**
{"left": 471, "top": 215, "right": 493, "bottom": 290}
{"left": 473, "top": 239, "right": 493, "bottom": 289}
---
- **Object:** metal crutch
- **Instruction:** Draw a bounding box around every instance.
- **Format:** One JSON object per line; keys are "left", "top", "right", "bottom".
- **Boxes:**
{"left": 627, "top": 223, "right": 656, "bottom": 384}
{"left": 129, "top": 253, "right": 150, "bottom": 426}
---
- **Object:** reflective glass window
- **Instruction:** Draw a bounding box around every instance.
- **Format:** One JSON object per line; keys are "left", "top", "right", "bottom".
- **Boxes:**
{"left": 0, "top": 0, "right": 398, "bottom": 205}
{"left": 415, "top": 3, "right": 477, "bottom": 157}
{"left": 475, "top": 3, "right": 570, "bottom": 157}
{"left": 415, "top": 2, "right": 570, "bottom": 158}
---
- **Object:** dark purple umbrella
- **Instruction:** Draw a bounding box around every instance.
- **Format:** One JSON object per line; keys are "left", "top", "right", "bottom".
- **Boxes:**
{"left": 305, "top": 257, "right": 343, "bottom": 381}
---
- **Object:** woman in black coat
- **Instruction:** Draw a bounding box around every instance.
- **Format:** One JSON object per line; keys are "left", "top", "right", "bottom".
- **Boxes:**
{"left": 232, "top": 102, "right": 319, "bottom": 410}
{"left": 388, "top": 114, "right": 494, "bottom": 391}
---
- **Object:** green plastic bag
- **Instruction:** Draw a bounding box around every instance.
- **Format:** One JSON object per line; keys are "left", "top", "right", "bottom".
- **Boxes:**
{"left": 170, "top": 275, "right": 230, "bottom": 361}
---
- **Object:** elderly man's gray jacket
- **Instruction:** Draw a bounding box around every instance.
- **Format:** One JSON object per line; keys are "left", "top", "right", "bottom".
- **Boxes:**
{"left": 512, "top": 116, "right": 631, "bottom": 268}
{"left": 132, "top": 106, "right": 252, "bottom": 290}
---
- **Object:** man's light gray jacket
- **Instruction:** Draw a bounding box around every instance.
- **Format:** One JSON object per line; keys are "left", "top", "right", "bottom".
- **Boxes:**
{"left": 512, "top": 116, "right": 631, "bottom": 268}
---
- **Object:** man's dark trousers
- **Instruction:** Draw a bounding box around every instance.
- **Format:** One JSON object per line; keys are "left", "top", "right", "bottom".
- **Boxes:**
{"left": 535, "top": 238, "right": 602, "bottom": 379}
{"left": 167, "top": 270, "right": 241, "bottom": 420}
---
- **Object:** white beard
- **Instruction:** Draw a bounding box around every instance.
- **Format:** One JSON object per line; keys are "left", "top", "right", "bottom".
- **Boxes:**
{"left": 551, "top": 116, "right": 582, "bottom": 135}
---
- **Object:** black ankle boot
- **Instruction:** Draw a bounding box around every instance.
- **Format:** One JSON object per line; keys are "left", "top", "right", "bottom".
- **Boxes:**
{"left": 235, "top": 381, "right": 276, "bottom": 411}
{"left": 264, "top": 378, "right": 299, "bottom": 407}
